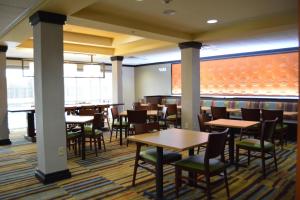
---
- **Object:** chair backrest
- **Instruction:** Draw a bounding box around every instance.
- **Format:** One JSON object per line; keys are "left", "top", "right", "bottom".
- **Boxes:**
{"left": 127, "top": 110, "right": 147, "bottom": 124}
{"left": 261, "top": 109, "right": 283, "bottom": 124}
{"left": 133, "top": 122, "right": 160, "bottom": 135}
{"left": 205, "top": 128, "right": 229, "bottom": 162}
{"left": 166, "top": 104, "right": 177, "bottom": 116}
{"left": 197, "top": 113, "right": 211, "bottom": 132}
{"left": 260, "top": 118, "right": 277, "bottom": 144}
{"left": 135, "top": 105, "right": 148, "bottom": 111}
{"left": 79, "top": 108, "right": 95, "bottom": 116}
{"left": 111, "top": 107, "right": 119, "bottom": 119}
{"left": 241, "top": 108, "right": 261, "bottom": 121}
{"left": 92, "top": 113, "right": 104, "bottom": 131}
{"left": 132, "top": 102, "right": 141, "bottom": 110}
{"left": 211, "top": 106, "right": 228, "bottom": 120}
{"left": 149, "top": 103, "right": 159, "bottom": 110}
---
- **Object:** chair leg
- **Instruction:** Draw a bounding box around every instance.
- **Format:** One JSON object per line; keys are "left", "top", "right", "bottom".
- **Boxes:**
{"left": 98, "top": 137, "right": 102, "bottom": 150}
{"left": 205, "top": 174, "right": 211, "bottom": 200}
{"left": 116, "top": 128, "right": 118, "bottom": 139}
{"left": 224, "top": 169, "right": 230, "bottom": 199}
{"left": 102, "top": 134, "right": 106, "bottom": 151}
{"left": 247, "top": 150, "right": 251, "bottom": 165}
{"left": 175, "top": 167, "right": 182, "bottom": 198}
{"left": 90, "top": 137, "right": 92, "bottom": 150}
{"left": 94, "top": 138, "right": 98, "bottom": 157}
{"left": 273, "top": 148, "right": 278, "bottom": 171}
{"left": 261, "top": 151, "right": 266, "bottom": 178}
{"left": 197, "top": 146, "right": 200, "bottom": 154}
{"left": 109, "top": 127, "right": 114, "bottom": 142}
{"left": 132, "top": 144, "right": 141, "bottom": 186}
{"left": 235, "top": 146, "right": 240, "bottom": 170}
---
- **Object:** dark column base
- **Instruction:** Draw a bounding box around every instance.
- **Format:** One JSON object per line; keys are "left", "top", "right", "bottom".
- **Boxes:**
{"left": 35, "top": 169, "right": 71, "bottom": 184}
{"left": 0, "top": 139, "right": 12, "bottom": 145}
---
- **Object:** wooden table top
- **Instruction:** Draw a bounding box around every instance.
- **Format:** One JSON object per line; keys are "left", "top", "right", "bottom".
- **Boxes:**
{"left": 205, "top": 119, "right": 259, "bottom": 129}
{"left": 128, "top": 128, "right": 209, "bottom": 151}
{"left": 283, "top": 111, "right": 298, "bottom": 117}
{"left": 65, "top": 115, "right": 93, "bottom": 124}
{"left": 119, "top": 110, "right": 158, "bottom": 116}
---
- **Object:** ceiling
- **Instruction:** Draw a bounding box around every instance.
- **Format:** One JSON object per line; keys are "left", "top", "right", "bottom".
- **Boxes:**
{"left": 0, "top": 0, "right": 298, "bottom": 65}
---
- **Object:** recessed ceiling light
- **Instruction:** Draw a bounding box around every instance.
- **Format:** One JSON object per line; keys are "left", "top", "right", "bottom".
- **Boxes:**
{"left": 207, "top": 19, "right": 218, "bottom": 24}
{"left": 163, "top": 9, "right": 176, "bottom": 16}
{"left": 136, "top": 0, "right": 144, "bottom": 2}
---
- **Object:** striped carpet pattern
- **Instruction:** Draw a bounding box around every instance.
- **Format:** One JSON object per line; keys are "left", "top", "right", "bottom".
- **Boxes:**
{"left": 0, "top": 131, "right": 296, "bottom": 200}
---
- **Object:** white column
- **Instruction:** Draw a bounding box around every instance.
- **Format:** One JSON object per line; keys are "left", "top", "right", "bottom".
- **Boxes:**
{"left": 111, "top": 56, "right": 124, "bottom": 103}
{"left": 30, "top": 11, "right": 70, "bottom": 183}
{"left": 0, "top": 45, "right": 11, "bottom": 145}
{"left": 179, "top": 42, "right": 202, "bottom": 130}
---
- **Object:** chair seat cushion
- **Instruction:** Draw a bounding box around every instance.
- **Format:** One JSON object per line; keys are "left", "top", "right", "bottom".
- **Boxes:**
{"left": 236, "top": 139, "right": 274, "bottom": 151}
{"left": 175, "top": 155, "right": 224, "bottom": 172}
{"left": 67, "top": 131, "right": 81, "bottom": 138}
{"left": 84, "top": 126, "right": 102, "bottom": 136}
{"left": 166, "top": 115, "right": 177, "bottom": 120}
{"left": 113, "top": 121, "right": 128, "bottom": 126}
{"left": 159, "top": 121, "right": 166, "bottom": 126}
{"left": 275, "top": 123, "right": 288, "bottom": 131}
{"left": 140, "top": 149, "right": 182, "bottom": 164}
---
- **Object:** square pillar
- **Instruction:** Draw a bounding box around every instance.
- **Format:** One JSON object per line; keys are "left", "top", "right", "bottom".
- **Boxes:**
{"left": 0, "top": 45, "right": 11, "bottom": 145}
{"left": 111, "top": 56, "right": 124, "bottom": 104}
{"left": 30, "top": 11, "right": 70, "bottom": 183}
{"left": 179, "top": 42, "right": 202, "bottom": 130}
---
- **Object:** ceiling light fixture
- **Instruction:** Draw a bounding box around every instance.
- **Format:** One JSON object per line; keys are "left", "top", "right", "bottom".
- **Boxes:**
{"left": 163, "top": 9, "right": 176, "bottom": 16}
{"left": 207, "top": 19, "right": 218, "bottom": 24}
{"left": 136, "top": 0, "right": 144, "bottom": 2}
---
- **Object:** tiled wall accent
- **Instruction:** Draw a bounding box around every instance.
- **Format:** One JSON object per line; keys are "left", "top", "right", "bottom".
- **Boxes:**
{"left": 172, "top": 52, "right": 298, "bottom": 96}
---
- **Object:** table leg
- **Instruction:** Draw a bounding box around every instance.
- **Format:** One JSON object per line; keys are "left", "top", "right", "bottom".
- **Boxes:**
{"left": 188, "top": 148, "right": 195, "bottom": 185}
{"left": 81, "top": 124, "right": 86, "bottom": 160}
{"left": 119, "top": 115, "right": 123, "bottom": 145}
{"left": 228, "top": 128, "right": 235, "bottom": 164}
{"left": 156, "top": 146, "right": 163, "bottom": 199}
{"left": 25, "top": 112, "right": 36, "bottom": 142}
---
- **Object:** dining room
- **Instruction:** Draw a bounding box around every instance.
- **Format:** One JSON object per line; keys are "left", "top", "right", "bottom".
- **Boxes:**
{"left": 0, "top": 0, "right": 299, "bottom": 199}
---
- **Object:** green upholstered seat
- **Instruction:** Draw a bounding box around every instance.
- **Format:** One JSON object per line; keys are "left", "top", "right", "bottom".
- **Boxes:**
{"left": 84, "top": 126, "right": 102, "bottom": 136}
{"left": 175, "top": 155, "right": 224, "bottom": 172}
{"left": 275, "top": 123, "right": 288, "bottom": 131}
{"left": 67, "top": 131, "right": 81, "bottom": 138}
{"left": 113, "top": 121, "right": 128, "bottom": 126}
{"left": 140, "top": 149, "right": 182, "bottom": 164}
{"left": 159, "top": 121, "right": 166, "bottom": 126}
{"left": 236, "top": 139, "right": 274, "bottom": 151}
{"left": 166, "top": 114, "right": 177, "bottom": 120}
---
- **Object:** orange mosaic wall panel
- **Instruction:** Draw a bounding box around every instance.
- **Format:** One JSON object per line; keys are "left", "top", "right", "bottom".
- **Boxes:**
{"left": 172, "top": 52, "right": 299, "bottom": 96}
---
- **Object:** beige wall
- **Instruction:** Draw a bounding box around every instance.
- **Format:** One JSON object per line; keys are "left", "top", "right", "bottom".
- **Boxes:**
{"left": 134, "top": 63, "right": 172, "bottom": 100}
{"left": 122, "top": 67, "right": 135, "bottom": 110}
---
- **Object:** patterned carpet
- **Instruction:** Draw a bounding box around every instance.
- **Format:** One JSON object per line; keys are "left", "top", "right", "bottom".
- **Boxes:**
{"left": 0, "top": 130, "right": 296, "bottom": 200}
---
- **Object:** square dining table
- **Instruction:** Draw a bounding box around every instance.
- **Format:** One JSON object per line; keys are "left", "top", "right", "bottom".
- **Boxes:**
{"left": 65, "top": 115, "right": 93, "bottom": 160}
{"left": 128, "top": 128, "right": 209, "bottom": 200}
{"left": 205, "top": 119, "right": 259, "bottom": 164}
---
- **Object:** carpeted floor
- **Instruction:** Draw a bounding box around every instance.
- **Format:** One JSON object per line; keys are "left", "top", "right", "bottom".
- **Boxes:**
{"left": 0, "top": 130, "right": 296, "bottom": 200}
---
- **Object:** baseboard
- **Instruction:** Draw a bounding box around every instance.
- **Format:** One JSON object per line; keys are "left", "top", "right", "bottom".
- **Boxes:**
{"left": 0, "top": 139, "right": 12, "bottom": 145}
{"left": 35, "top": 169, "right": 71, "bottom": 184}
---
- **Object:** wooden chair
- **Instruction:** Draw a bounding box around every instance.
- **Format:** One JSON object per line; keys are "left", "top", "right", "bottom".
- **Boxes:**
{"left": 84, "top": 113, "right": 106, "bottom": 156}
{"left": 262, "top": 109, "right": 287, "bottom": 149}
{"left": 66, "top": 129, "right": 81, "bottom": 156}
{"left": 132, "top": 122, "right": 182, "bottom": 186}
{"left": 174, "top": 129, "right": 230, "bottom": 199}
{"left": 109, "top": 107, "right": 128, "bottom": 142}
{"left": 166, "top": 104, "right": 180, "bottom": 128}
{"left": 211, "top": 106, "right": 229, "bottom": 120}
{"left": 197, "top": 113, "right": 211, "bottom": 154}
{"left": 127, "top": 110, "right": 147, "bottom": 146}
{"left": 158, "top": 106, "right": 168, "bottom": 130}
{"left": 236, "top": 119, "right": 277, "bottom": 177}
{"left": 240, "top": 108, "right": 261, "bottom": 140}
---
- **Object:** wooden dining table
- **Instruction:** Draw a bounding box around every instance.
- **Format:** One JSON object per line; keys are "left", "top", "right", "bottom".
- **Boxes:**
{"left": 128, "top": 128, "right": 209, "bottom": 200}
{"left": 65, "top": 115, "right": 93, "bottom": 160}
{"left": 205, "top": 119, "right": 259, "bottom": 164}
{"left": 118, "top": 110, "right": 159, "bottom": 145}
